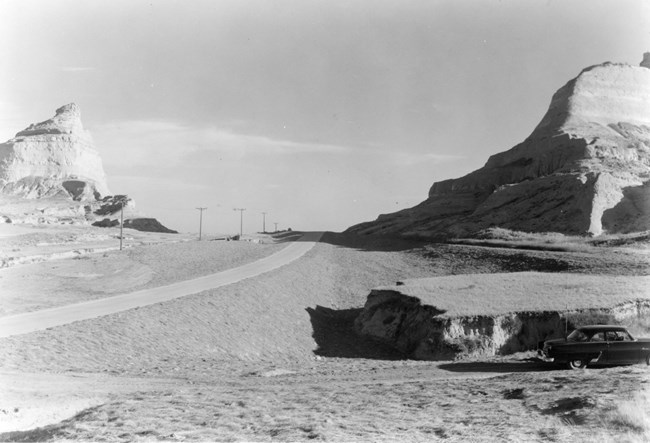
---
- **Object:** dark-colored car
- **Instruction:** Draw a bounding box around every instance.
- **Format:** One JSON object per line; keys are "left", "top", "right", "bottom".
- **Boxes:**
{"left": 540, "top": 325, "right": 650, "bottom": 369}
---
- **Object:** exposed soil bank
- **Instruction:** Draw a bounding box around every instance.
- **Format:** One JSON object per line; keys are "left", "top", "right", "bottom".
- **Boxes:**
{"left": 355, "top": 273, "right": 650, "bottom": 359}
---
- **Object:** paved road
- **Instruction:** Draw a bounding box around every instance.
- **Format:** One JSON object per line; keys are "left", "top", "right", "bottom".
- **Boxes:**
{"left": 0, "top": 232, "right": 323, "bottom": 338}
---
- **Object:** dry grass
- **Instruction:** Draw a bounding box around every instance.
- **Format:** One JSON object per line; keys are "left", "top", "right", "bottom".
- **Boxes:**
{"left": 0, "top": 236, "right": 286, "bottom": 315}
{"left": 626, "top": 317, "right": 650, "bottom": 338}
{"left": 420, "top": 242, "right": 649, "bottom": 277}
{"left": 121, "top": 238, "right": 286, "bottom": 286}
{"left": 1, "top": 230, "right": 649, "bottom": 441}
{"left": 457, "top": 227, "right": 650, "bottom": 252}
{"left": 0, "top": 241, "right": 441, "bottom": 374}
{"left": 2, "top": 363, "right": 648, "bottom": 442}
{"left": 388, "top": 272, "right": 650, "bottom": 317}
{"left": 605, "top": 388, "right": 650, "bottom": 436}
{"left": 475, "top": 227, "right": 577, "bottom": 243}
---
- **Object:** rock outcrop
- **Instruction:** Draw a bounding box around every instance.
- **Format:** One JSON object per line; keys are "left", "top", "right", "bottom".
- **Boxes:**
{"left": 354, "top": 273, "right": 650, "bottom": 359}
{"left": 641, "top": 52, "right": 650, "bottom": 69}
{"left": 0, "top": 103, "right": 110, "bottom": 199}
{"left": 0, "top": 104, "right": 177, "bottom": 233}
{"left": 123, "top": 218, "right": 178, "bottom": 234}
{"left": 348, "top": 55, "right": 650, "bottom": 238}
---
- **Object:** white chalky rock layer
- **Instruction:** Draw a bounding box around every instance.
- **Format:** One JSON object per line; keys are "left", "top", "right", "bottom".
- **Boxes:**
{"left": 0, "top": 104, "right": 110, "bottom": 199}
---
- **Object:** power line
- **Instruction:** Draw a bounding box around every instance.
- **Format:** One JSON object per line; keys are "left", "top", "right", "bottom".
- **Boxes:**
{"left": 119, "top": 200, "right": 124, "bottom": 250}
{"left": 233, "top": 208, "right": 246, "bottom": 237}
{"left": 196, "top": 207, "right": 207, "bottom": 240}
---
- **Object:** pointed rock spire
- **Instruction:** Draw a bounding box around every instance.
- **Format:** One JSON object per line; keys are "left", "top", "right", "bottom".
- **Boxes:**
{"left": 0, "top": 103, "right": 110, "bottom": 199}
{"left": 17, "top": 102, "right": 85, "bottom": 137}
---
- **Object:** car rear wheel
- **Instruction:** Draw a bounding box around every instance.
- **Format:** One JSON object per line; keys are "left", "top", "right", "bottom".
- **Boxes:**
{"left": 567, "top": 358, "right": 588, "bottom": 370}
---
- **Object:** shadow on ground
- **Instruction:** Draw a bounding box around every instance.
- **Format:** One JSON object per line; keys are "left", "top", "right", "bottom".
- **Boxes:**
{"left": 275, "top": 231, "right": 427, "bottom": 252}
{"left": 307, "top": 305, "right": 406, "bottom": 360}
{"left": 439, "top": 358, "right": 555, "bottom": 373}
{"left": 0, "top": 425, "right": 64, "bottom": 443}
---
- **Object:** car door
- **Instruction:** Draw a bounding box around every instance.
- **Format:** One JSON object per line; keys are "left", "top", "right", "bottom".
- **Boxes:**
{"left": 604, "top": 331, "right": 639, "bottom": 364}
{"left": 582, "top": 331, "right": 609, "bottom": 362}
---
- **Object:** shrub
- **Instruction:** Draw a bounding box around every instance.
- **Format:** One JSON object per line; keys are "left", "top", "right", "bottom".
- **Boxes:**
{"left": 564, "top": 310, "right": 618, "bottom": 329}
{"left": 623, "top": 316, "right": 650, "bottom": 338}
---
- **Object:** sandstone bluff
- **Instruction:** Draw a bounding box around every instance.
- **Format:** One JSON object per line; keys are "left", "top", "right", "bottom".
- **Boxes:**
{"left": 348, "top": 53, "right": 650, "bottom": 238}
{"left": 0, "top": 104, "right": 176, "bottom": 233}
{"left": 0, "top": 103, "right": 109, "bottom": 200}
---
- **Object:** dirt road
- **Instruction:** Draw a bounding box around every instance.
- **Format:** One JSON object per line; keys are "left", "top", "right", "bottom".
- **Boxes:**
{"left": 0, "top": 232, "right": 322, "bottom": 338}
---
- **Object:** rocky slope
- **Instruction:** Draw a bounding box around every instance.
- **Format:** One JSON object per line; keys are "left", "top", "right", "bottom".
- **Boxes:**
{"left": 348, "top": 53, "right": 650, "bottom": 238}
{"left": 0, "top": 104, "right": 176, "bottom": 233}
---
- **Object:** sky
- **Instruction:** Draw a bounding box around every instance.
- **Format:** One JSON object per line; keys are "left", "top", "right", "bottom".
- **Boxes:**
{"left": 1, "top": 0, "right": 648, "bottom": 235}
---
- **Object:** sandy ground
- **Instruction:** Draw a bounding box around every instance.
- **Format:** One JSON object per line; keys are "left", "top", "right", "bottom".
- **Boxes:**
{"left": 0, "top": 229, "right": 649, "bottom": 441}
{"left": 0, "top": 233, "right": 321, "bottom": 337}
{"left": 0, "top": 226, "right": 286, "bottom": 316}
{"left": 0, "top": 223, "right": 189, "bottom": 268}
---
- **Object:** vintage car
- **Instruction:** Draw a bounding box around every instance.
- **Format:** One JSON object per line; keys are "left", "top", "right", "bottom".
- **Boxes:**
{"left": 540, "top": 325, "right": 650, "bottom": 369}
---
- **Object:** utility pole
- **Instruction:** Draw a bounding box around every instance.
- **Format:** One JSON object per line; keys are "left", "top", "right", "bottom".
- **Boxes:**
{"left": 233, "top": 208, "right": 246, "bottom": 237}
{"left": 196, "top": 207, "right": 207, "bottom": 240}
{"left": 274, "top": 222, "right": 278, "bottom": 232}
{"left": 262, "top": 212, "right": 267, "bottom": 233}
{"left": 119, "top": 200, "right": 124, "bottom": 251}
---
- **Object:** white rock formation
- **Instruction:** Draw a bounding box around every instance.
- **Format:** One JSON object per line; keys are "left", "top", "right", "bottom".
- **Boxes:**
{"left": 0, "top": 104, "right": 177, "bottom": 232}
{"left": 348, "top": 54, "right": 650, "bottom": 238}
{"left": 0, "top": 103, "right": 110, "bottom": 200}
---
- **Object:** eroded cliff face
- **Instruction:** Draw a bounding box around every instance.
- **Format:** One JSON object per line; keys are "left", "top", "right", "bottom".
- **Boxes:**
{"left": 348, "top": 55, "right": 650, "bottom": 238}
{"left": 0, "top": 104, "right": 110, "bottom": 199}
{"left": 355, "top": 289, "right": 650, "bottom": 360}
{"left": 354, "top": 274, "right": 650, "bottom": 360}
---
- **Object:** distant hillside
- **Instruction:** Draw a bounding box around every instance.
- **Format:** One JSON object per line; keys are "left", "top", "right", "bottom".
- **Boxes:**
{"left": 347, "top": 53, "right": 650, "bottom": 239}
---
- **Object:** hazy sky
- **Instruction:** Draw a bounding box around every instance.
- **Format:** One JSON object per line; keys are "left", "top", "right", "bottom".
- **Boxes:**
{"left": 1, "top": 0, "right": 648, "bottom": 234}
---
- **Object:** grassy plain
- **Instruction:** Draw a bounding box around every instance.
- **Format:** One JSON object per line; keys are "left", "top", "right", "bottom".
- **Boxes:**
{"left": 383, "top": 272, "right": 650, "bottom": 317}
{"left": 0, "top": 228, "right": 649, "bottom": 441}
{"left": 0, "top": 226, "right": 286, "bottom": 315}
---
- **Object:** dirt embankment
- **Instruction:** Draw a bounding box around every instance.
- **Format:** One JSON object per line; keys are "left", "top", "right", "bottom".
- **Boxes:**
{"left": 355, "top": 287, "right": 650, "bottom": 360}
{"left": 349, "top": 238, "right": 650, "bottom": 360}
